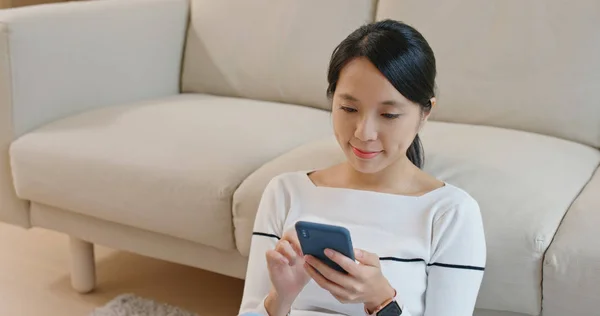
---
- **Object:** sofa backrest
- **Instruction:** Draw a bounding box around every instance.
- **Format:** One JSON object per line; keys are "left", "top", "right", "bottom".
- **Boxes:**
{"left": 182, "top": 0, "right": 599, "bottom": 148}
{"left": 181, "top": 0, "right": 375, "bottom": 112}
{"left": 377, "top": 0, "right": 600, "bottom": 148}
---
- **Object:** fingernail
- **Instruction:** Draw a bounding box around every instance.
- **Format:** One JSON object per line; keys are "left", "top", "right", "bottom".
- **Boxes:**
{"left": 355, "top": 249, "right": 363, "bottom": 258}
{"left": 280, "top": 258, "right": 289, "bottom": 265}
{"left": 324, "top": 249, "right": 334, "bottom": 257}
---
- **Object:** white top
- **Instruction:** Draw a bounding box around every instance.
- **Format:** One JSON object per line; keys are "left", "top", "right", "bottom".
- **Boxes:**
{"left": 238, "top": 171, "right": 486, "bottom": 316}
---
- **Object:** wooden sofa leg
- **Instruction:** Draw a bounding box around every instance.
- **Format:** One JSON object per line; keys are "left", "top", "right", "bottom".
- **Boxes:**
{"left": 69, "top": 236, "right": 96, "bottom": 293}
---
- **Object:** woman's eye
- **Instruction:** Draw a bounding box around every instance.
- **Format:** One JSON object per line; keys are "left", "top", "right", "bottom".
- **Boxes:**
{"left": 382, "top": 113, "right": 401, "bottom": 119}
{"left": 340, "top": 106, "right": 357, "bottom": 113}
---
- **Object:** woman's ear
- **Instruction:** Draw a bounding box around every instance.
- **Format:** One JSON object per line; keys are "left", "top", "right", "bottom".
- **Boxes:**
{"left": 418, "top": 98, "right": 436, "bottom": 132}
{"left": 421, "top": 97, "right": 436, "bottom": 122}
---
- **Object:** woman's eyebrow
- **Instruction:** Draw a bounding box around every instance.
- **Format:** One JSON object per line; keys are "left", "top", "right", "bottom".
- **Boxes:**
{"left": 339, "top": 93, "right": 359, "bottom": 102}
{"left": 339, "top": 93, "right": 404, "bottom": 108}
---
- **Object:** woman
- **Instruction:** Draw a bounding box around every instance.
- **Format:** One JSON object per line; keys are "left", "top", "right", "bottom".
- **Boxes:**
{"left": 238, "top": 20, "right": 486, "bottom": 316}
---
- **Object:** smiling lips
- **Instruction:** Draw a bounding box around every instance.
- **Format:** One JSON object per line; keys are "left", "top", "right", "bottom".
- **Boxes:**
{"left": 351, "top": 145, "right": 382, "bottom": 159}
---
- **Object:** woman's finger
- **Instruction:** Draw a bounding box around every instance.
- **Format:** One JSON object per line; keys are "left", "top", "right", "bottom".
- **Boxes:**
{"left": 354, "top": 248, "right": 381, "bottom": 268}
{"left": 276, "top": 240, "right": 299, "bottom": 265}
{"left": 323, "top": 249, "right": 359, "bottom": 275}
{"left": 282, "top": 230, "right": 304, "bottom": 256}
{"left": 304, "top": 255, "right": 355, "bottom": 289}
{"left": 304, "top": 261, "right": 347, "bottom": 298}
{"left": 275, "top": 240, "right": 298, "bottom": 265}
{"left": 289, "top": 238, "right": 304, "bottom": 256}
{"left": 266, "top": 249, "right": 289, "bottom": 267}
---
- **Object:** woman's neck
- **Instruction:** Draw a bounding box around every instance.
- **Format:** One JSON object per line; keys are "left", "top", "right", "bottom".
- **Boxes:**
{"left": 341, "top": 157, "right": 418, "bottom": 192}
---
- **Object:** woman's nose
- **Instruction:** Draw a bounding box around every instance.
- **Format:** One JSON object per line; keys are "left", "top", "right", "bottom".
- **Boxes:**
{"left": 354, "top": 117, "right": 377, "bottom": 142}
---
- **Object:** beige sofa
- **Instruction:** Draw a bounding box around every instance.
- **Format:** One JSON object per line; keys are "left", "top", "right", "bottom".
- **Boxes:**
{"left": 1, "top": 0, "right": 599, "bottom": 315}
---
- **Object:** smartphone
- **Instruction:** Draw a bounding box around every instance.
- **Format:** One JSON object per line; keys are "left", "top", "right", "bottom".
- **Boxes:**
{"left": 295, "top": 221, "right": 355, "bottom": 274}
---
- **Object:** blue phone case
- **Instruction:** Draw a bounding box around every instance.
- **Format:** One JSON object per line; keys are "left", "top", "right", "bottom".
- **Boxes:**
{"left": 295, "top": 221, "right": 355, "bottom": 274}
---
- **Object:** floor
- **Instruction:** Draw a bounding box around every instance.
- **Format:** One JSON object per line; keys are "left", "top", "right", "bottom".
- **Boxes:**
{"left": 0, "top": 222, "right": 245, "bottom": 316}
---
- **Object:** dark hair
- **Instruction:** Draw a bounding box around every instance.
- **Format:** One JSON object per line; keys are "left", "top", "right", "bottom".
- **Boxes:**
{"left": 326, "top": 19, "right": 436, "bottom": 169}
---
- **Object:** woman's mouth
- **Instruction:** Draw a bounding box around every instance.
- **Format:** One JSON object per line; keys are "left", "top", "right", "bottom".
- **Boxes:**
{"left": 351, "top": 146, "right": 382, "bottom": 159}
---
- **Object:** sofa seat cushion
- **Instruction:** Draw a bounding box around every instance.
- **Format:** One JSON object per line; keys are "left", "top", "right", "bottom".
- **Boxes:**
{"left": 10, "top": 94, "right": 332, "bottom": 251}
{"left": 233, "top": 121, "right": 600, "bottom": 315}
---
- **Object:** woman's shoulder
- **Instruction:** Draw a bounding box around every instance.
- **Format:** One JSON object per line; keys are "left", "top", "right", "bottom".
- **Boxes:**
{"left": 431, "top": 182, "right": 482, "bottom": 222}
{"left": 437, "top": 182, "right": 477, "bottom": 203}
{"left": 264, "top": 170, "right": 313, "bottom": 193}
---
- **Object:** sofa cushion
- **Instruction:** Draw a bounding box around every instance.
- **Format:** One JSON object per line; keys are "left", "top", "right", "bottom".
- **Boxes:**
{"left": 233, "top": 121, "right": 600, "bottom": 315}
{"left": 10, "top": 94, "right": 332, "bottom": 251}
{"left": 543, "top": 167, "right": 600, "bottom": 316}
{"left": 376, "top": 0, "right": 600, "bottom": 148}
{"left": 233, "top": 137, "right": 346, "bottom": 254}
{"left": 181, "top": 0, "right": 375, "bottom": 112}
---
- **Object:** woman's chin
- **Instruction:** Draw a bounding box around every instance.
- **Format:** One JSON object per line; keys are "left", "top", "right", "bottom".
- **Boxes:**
{"left": 347, "top": 157, "right": 386, "bottom": 174}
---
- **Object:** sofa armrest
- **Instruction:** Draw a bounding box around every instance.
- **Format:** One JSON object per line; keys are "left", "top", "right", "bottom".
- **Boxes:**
{"left": 543, "top": 164, "right": 600, "bottom": 316}
{"left": 0, "top": 0, "right": 189, "bottom": 227}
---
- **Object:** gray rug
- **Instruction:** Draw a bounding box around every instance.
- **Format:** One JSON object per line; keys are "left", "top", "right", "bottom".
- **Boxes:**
{"left": 89, "top": 294, "right": 198, "bottom": 316}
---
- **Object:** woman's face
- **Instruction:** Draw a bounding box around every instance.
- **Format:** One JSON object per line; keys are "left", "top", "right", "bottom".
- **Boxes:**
{"left": 332, "top": 57, "right": 430, "bottom": 174}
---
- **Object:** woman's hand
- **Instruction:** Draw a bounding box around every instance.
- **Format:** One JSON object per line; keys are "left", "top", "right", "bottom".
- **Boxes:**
{"left": 265, "top": 229, "right": 311, "bottom": 314}
{"left": 304, "top": 248, "right": 395, "bottom": 312}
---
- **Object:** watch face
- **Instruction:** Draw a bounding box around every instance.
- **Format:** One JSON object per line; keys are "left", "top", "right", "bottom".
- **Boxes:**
{"left": 377, "top": 300, "right": 403, "bottom": 316}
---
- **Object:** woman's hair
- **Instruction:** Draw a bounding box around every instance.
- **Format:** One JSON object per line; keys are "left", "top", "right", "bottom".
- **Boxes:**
{"left": 326, "top": 19, "right": 437, "bottom": 169}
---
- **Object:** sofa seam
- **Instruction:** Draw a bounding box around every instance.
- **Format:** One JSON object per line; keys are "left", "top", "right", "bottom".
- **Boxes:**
{"left": 177, "top": 0, "right": 191, "bottom": 94}
{"left": 0, "top": 20, "right": 32, "bottom": 226}
{"left": 538, "top": 163, "right": 600, "bottom": 314}
{"left": 371, "top": 0, "right": 380, "bottom": 22}
{"left": 0, "top": 21, "right": 15, "bottom": 137}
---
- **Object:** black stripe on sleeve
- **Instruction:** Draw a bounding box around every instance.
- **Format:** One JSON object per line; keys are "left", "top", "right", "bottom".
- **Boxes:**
{"left": 378, "top": 257, "right": 485, "bottom": 271}
{"left": 252, "top": 232, "right": 281, "bottom": 240}
{"left": 427, "top": 262, "right": 485, "bottom": 271}
{"left": 380, "top": 257, "right": 427, "bottom": 263}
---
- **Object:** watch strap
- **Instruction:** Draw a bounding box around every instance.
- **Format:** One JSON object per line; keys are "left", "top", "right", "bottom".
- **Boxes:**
{"left": 365, "top": 289, "right": 402, "bottom": 316}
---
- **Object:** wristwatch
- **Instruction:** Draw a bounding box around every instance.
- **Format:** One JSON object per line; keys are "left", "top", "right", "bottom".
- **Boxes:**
{"left": 375, "top": 300, "right": 403, "bottom": 316}
{"left": 365, "top": 288, "right": 403, "bottom": 316}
